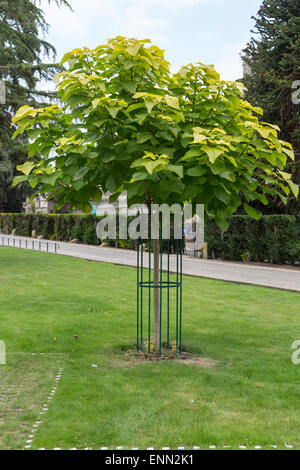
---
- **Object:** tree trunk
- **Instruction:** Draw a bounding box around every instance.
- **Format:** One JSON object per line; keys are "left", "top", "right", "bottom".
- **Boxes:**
{"left": 153, "top": 238, "right": 160, "bottom": 351}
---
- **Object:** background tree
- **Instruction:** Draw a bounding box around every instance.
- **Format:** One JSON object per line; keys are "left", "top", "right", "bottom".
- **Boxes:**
{"left": 12, "top": 37, "right": 297, "bottom": 350}
{"left": 0, "top": 0, "right": 71, "bottom": 212}
{"left": 242, "top": 0, "right": 300, "bottom": 213}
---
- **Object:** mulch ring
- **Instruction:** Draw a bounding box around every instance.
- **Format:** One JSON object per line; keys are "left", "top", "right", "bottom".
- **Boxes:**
{"left": 124, "top": 349, "right": 218, "bottom": 368}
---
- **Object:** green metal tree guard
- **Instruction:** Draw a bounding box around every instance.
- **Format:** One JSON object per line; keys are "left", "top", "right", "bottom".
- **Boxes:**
{"left": 136, "top": 217, "right": 183, "bottom": 357}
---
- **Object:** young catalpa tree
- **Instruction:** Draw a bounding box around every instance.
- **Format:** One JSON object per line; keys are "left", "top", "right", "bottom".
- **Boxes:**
{"left": 12, "top": 36, "right": 298, "bottom": 350}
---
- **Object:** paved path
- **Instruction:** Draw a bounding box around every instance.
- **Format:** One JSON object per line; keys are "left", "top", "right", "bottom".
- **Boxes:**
{"left": 2, "top": 234, "right": 300, "bottom": 293}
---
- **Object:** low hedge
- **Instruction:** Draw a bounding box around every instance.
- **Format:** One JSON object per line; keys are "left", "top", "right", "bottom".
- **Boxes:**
{"left": 206, "top": 215, "right": 300, "bottom": 265}
{"left": 1, "top": 213, "right": 300, "bottom": 264}
{"left": 0, "top": 213, "right": 177, "bottom": 252}
{"left": 0, "top": 213, "right": 128, "bottom": 247}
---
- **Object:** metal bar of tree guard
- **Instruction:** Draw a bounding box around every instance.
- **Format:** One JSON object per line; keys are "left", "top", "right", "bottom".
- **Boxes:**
{"left": 176, "top": 240, "right": 178, "bottom": 349}
{"left": 179, "top": 237, "right": 183, "bottom": 355}
{"left": 136, "top": 215, "right": 183, "bottom": 357}
{"left": 159, "top": 225, "right": 163, "bottom": 357}
{"left": 140, "top": 241, "right": 143, "bottom": 351}
{"left": 167, "top": 239, "right": 170, "bottom": 349}
{"left": 137, "top": 241, "right": 140, "bottom": 352}
{"left": 148, "top": 217, "right": 151, "bottom": 354}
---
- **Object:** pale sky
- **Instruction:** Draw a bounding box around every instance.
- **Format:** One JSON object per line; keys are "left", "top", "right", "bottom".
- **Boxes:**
{"left": 41, "top": 0, "right": 262, "bottom": 83}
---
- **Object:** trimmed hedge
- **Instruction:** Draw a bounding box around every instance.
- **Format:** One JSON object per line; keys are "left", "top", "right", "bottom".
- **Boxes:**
{"left": 1, "top": 213, "right": 300, "bottom": 264}
{"left": 0, "top": 213, "right": 177, "bottom": 253}
{"left": 0, "top": 213, "right": 127, "bottom": 247}
{"left": 206, "top": 215, "right": 300, "bottom": 265}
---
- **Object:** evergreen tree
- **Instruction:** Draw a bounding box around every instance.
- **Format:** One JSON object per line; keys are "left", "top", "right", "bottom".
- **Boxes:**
{"left": 243, "top": 0, "right": 300, "bottom": 213}
{"left": 0, "top": 0, "right": 71, "bottom": 212}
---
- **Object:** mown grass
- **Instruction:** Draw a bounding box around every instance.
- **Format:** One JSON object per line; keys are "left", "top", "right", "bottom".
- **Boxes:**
{"left": 0, "top": 353, "right": 65, "bottom": 449}
{"left": 1, "top": 247, "right": 300, "bottom": 450}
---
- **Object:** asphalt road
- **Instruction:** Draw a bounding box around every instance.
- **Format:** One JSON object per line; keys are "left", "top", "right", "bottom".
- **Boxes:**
{"left": 2, "top": 235, "right": 300, "bottom": 292}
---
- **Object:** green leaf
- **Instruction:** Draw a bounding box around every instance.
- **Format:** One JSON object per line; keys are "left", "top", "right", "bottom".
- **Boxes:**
{"left": 143, "top": 160, "right": 162, "bottom": 175}
{"left": 12, "top": 106, "right": 37, "bottom": 123}
{"left": 288, "top": 180, "right": 299, "bottom": 198}
{"left": 160, "top": 178, "right": 184, "bottom": 193}
{"left": 226, "top": 156, "right": 237, "bottom": 167}
{"left": 215, "top": 213, "right": 230, "bottom": 231}
{"left": 12, "top": 127, "right": 23, "bottom": 139}
{"left": 127, "top": 103, "right": 145, "bottom": 113}
{"left": 278, "top": 171, "right": 292, "bottom": 180}
{"left": 243, "top": 204, "right": 262, "bottom": 220}
{"left": 106, "top": 105, "right": 122, "bottom": 118}
{"left": 143, "top": 98, "right": 156, "bottom": 114}
{"left": 106, "top": 174, "right": 116, "bottom": 192}
{"left": 214, "top": 188, "right": 230, "bottom": 204}
{"left": 79, "top": 76, "right": 90, "bottom": 86}
{"left": 39, "top": 144, "right": 53, "bottom": 158}
{"left": 123, "top": 81, "right": 138, "bottom": 94}
{"left": 16, "top": 162, "right": 36, "bottom": 176}
{"left": 256, "top": 127, "right": 271, "bottom": 139}
{"left": 95, "top": 81, "right": 106, "bottom": 92}
{"left": 219, "top": 169, "right": 236, "bottom": 182}
{"left": 202, "top": 146, "right": 223, "bottom": 163}
{"left": 132, "top": 170, "right": 150, "bottom": 182}
{"left": 92, "top": 98, "right": 101, "bottom": 109}
{"left": 75, "top": 167, "right": 90, "bottom": 179}
{"left": 41, "top": 173, "right": 61, "bottom": 186}
{"left": 68, "top": 94, "right": 88, "bottom": 108}
{"left": 27, "top": 128, "right": 42, "bottom": 140}
{"left": 187, "top": 167, "right": 207, "bottom": 177}
{"left": 93, "top": 189, "right": 102, "bottom": 203}
{"left": 166, "top": 164, "right": 183, "bottom": 178}
{"left": 209, "top": 159, "right": 225, "bottom": 175}
{"left": 164, "top": 96, "right": 180, "bottom": 110}
{"left": 282, "top": 147, "right": 295, "bottom": 161}
{"left": 182, "top": 148, "right": 204, "bottom": 160}
{"left": 12, "top": 175, "right": 28, "bottom": 187}
{"left": 126, "top": 44, "right": 141, "bottom": 56}
{"left": 137, "top": 132, "right": 152, "bottom": 144}
{"left": 192, "top": 127, "right": 207, "bottom": 144}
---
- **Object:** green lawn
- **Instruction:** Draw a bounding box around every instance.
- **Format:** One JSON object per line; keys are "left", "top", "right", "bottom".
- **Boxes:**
{"left": 1, "top": 247, "right": 300, "bottom": 450}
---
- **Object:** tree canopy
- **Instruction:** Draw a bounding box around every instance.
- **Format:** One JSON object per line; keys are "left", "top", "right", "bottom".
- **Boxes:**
{"left": 13, "top": 36, "right": 298, "bottom": 230}
{"left": 243, "top": 0, "right": 300, "bottom": 212}
{"left": 0, "top": 0, "right": 71, "bottom": 212}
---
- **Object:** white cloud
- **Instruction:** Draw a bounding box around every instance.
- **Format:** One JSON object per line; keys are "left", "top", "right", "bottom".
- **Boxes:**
{"left": 42, "top": 0, "right": 173, "bottom": 50}
{"left": 117, "top": 4, "right": 170, "bottom": 46}
{"left": 42, "top": 0, "right": 223, "bottom": 43}
{"left": 195, "top": 30, "right": 216, "bottom": 41}
{"left": 122, "top": 0, "right": 224, "bottom": 8}
{"left": 42, "top": 0, "right": 118, "bottom": 39}
{"left": 121, "top": 0, "right": 200, "bottom": 8}
{"left": 214, "top": 43, "right": 245, "bottom": 81}
{"left": 39, "top": 0, "right": 243, "bottom": 82}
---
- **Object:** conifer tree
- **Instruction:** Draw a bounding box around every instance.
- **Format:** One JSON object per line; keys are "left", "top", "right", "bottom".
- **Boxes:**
{"left": 243, "top": 0, "right": 300, "bottom": 212}
{"left": 0, "top": 0, "right": 71, "bottom": 212}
